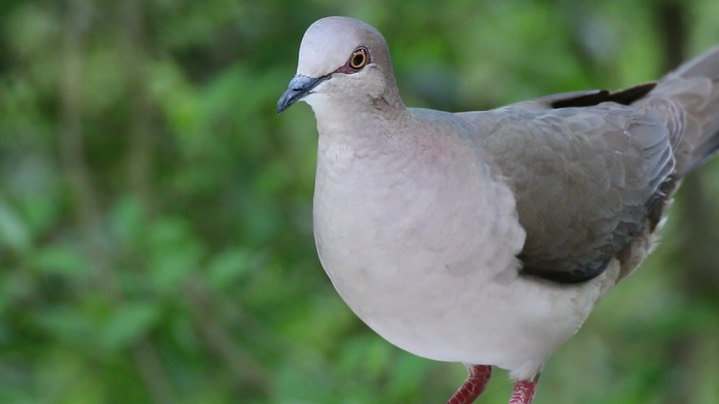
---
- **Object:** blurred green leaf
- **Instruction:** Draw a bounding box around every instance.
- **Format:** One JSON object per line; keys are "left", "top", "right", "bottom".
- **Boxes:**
{"left": 206, "top": 247, "right": 252, "bottom": 290}
{"left": 32, "top": 245, "right": 87, "bottom": 277}
{"left": 99, "top": 301, "right": 160, "bottom": 352}
{"left": 33, "top": 306, "right": 94, "bottom": 344}
{"left": 146, "top": 217, "right": 205, "bottom": 293}
{"left": 0, "top": 200, "right": 31, "bottom": 253}
{"left": 109, "top": 197, "right": 145, "bottom": 245}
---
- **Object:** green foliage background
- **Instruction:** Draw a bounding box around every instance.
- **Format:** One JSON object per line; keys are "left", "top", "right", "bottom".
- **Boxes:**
{"left": 1, "top": 0, "right": 719, "bottom": 403}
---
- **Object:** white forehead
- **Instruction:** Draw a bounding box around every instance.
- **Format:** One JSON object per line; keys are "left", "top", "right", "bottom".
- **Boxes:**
{"left": 296, "top": 16, "right": 384, "bottom": 77}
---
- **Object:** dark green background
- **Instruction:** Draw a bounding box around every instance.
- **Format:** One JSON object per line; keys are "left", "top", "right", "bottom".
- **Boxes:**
{"left": 1, "top": 0, "right": 718, "bottom": 403}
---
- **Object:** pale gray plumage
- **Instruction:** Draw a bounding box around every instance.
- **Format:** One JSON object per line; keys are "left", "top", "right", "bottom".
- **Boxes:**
{"left": 277, "top": 16, "right": 719, "bottom": 403}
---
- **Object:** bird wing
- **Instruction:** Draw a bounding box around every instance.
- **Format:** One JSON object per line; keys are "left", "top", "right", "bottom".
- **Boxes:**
{"left": 456, "top": 87, "right": 675, "bottom": 282}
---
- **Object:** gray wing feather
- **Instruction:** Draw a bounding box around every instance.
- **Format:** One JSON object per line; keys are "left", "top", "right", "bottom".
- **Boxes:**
{"left": 456, "top": 101, "right": 675, "bottom": 277}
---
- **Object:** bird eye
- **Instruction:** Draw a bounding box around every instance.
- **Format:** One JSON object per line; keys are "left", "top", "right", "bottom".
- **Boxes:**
{"left": 349, "top": 48, "right": 369, "bottom": 70}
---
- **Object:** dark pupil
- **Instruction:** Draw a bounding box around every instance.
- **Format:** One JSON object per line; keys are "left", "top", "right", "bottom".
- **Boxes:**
{"left": 351, "top": 52, "right": 364, "bottom": 67}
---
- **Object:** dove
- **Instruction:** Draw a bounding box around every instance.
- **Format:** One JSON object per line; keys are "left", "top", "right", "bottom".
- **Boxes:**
{"left": 277, "top": 16, "right": 719, "bottom": 404}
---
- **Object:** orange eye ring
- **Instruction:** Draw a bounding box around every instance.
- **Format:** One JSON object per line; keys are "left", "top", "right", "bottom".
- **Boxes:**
{"left": 349, "top": 48, "right": 368, "bottom": 70}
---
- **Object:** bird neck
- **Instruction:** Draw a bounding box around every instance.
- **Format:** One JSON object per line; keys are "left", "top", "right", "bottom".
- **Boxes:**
{"left": 310, "top": 94, "right": 406, "bottom": 139}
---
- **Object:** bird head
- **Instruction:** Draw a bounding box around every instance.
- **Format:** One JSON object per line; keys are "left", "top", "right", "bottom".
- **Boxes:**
{"left": 277, "top": 16, "right": 402, "bottom": 114}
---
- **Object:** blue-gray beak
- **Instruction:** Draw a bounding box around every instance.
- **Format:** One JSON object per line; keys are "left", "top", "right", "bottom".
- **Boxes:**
{"left": 276, "top": 75, "right": 330, "bottom": 113}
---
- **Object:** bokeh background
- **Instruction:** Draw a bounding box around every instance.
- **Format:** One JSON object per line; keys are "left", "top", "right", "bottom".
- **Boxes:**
{"left": 1, "top": 0, "right": 719, "bottom": 403}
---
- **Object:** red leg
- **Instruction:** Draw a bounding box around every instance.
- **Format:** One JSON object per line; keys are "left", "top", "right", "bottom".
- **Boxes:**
{"left": 446, "top": 365, "right": 492, "bottom": 404}
{"left": 508, "top": 378, "right": 537, "bottom": 404}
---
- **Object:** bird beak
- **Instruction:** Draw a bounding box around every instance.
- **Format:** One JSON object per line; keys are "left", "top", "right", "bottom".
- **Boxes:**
{"left": 276, "top": 74, "right": 329, "bottom": 113}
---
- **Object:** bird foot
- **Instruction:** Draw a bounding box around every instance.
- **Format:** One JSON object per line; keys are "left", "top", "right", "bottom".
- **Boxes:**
{"left": 508, "top": 379, "right": 537, "bottom": 404}
{"left": 446, "top": 365, "right": 492, "bottom": 404}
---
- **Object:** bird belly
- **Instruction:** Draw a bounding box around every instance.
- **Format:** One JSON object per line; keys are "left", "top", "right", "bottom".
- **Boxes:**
{"left": 317, "top": 236, "right": 617, "bottom": 379}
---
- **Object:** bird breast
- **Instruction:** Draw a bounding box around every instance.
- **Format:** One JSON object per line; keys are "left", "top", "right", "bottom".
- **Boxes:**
{"left": 310, "top": 124, "right": 605, "bottom": 377}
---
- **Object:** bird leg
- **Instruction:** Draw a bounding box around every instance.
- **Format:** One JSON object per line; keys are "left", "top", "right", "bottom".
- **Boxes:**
{"left": 508, "top": 376, "right": 538, "bottom": 404}
{"left": 446, "top": 364, "right": 492, "bottom": 404}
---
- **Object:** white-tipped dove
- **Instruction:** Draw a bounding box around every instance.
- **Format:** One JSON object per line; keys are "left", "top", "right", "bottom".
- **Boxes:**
{"left": 277, "top": 16, "right": 719, "bottom": 404}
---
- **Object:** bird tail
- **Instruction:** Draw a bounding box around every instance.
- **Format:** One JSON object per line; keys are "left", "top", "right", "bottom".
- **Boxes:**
{"left": 640, "top": 46, "right": 719, "bottom": 175}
